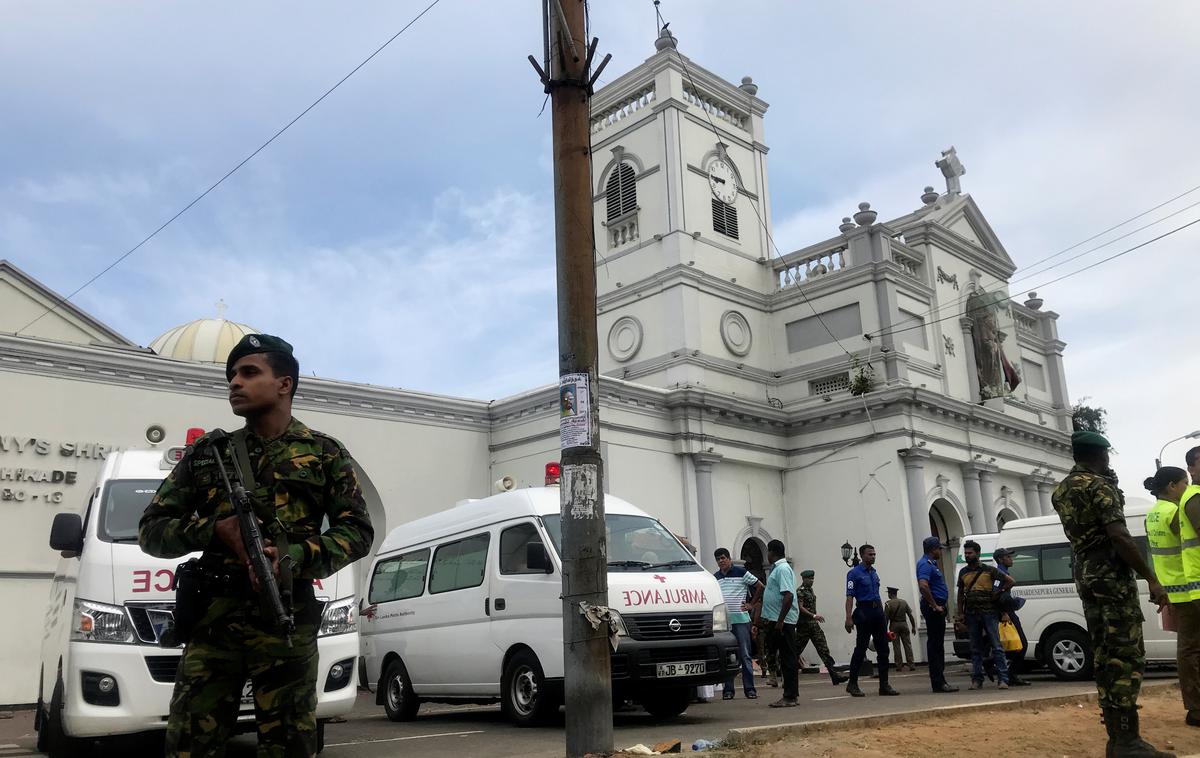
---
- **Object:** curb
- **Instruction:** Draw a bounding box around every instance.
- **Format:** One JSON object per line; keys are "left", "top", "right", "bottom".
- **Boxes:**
{"left": 722, "top": 681, "right": 1180, "bottom": 748}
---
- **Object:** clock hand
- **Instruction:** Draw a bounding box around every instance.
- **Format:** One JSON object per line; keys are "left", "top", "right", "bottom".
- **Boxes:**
{"left": 712, "top": 177, "right": 726, "bottom": 184}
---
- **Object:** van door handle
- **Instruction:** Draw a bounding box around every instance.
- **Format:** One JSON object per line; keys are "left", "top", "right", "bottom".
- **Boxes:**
{"left": 494, "top": 598, "right": 506, "bottom": 611}
{"left": 485, "top": 597, "right": 490, "bottom": 616}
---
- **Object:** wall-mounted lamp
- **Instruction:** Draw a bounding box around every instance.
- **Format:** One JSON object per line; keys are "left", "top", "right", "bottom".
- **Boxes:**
{"left": 840, "top": 540, "right": 860, "bottom": 568}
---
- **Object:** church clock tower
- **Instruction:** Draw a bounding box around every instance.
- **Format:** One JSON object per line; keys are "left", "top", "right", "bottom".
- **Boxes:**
{"left": 589, "top": 29, "right": 773, "bottom": 394}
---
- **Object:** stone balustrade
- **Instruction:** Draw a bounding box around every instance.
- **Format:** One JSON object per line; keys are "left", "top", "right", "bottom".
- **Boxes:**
{"left": 606, "top": 213, "right": 639, "bottom": 249}
{"left": 591, "top": 86, "right": 656, "bottom": 134}
{"left": 774, "top": 243, "right": 848, "bottom": 290}
{"left": 1013, "top": 309, "right": 1039, "bottom": 336}
{"left": 681, "top": 86, "right": 748, "bottom": 131}
{"left": 889, "top": 243, "right": 924, "bottom": 280}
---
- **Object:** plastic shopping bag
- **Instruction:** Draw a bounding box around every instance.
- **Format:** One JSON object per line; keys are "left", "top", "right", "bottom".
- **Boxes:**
{"left": 998, "top": 621, "right": 1022, "bottom": 652}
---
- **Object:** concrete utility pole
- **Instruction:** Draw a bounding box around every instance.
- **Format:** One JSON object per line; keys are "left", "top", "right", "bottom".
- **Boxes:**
{"left": 532, "top": 0, "right": 613, "bottom": 755}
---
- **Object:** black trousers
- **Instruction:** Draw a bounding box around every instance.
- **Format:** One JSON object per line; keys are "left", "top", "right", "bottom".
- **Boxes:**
{"left": 848, "top": 605, "right": 889, "bottom": 686}
{"left": 767, "top": 623, "right": 798, "bottom": 699}
{"left": 921, "top": 602, "right": 948, "bottom": 688}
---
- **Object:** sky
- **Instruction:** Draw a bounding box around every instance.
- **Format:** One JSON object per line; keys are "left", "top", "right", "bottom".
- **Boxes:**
{"left": 2, "top": 1, "right": 1199, "bottom": 492}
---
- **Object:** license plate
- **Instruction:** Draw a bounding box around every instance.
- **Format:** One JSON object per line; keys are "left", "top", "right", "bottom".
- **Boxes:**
{"left": 240, "top": 680, "right": 254, "bottom": 708}
{"left": 656, "top": 661, "right": 706, "bottom": 678}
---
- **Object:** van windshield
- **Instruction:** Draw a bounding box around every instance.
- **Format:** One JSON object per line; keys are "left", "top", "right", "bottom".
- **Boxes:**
{"left": 99, "top": 479, "right": 161, "bottom": 543}
{"left": 541, "top": 513, "right": 702, "bottom": 572}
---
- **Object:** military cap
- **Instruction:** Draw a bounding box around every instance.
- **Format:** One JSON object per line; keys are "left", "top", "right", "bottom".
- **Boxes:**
{"left": 225, "top": 333, "right": 294, "bottom": 380}
{"left": 992, "top": 547, "right": 1012, "bottom": 559}
{"left": 922, "top": 536, "right": 947, "bottom": 551}
{"left": 1071, "top": 430, "right": 1111, "bottom": 449}
{"left": 800, "top": 569, "right": 815, "bottom": 579}
{"left": 886, "top": 586, "right": 898, "bottom": 594}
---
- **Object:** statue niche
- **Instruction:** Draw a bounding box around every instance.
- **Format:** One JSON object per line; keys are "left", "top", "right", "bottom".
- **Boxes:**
{"left": 966, "top": 288, "right": 1021, "bottom": 400}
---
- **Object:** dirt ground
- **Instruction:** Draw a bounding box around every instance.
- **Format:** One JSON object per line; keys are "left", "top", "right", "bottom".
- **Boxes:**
{"left": 713, "top": 688, "right": 1200, "bottom": 758}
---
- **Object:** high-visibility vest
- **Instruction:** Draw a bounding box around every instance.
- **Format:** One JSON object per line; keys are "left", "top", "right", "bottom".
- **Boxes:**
{"left": 1145, "top": 498, "right": 1191, "bottom": 603}
{"left": 1179, "top": 484, "right": 1200, "bottom": 602}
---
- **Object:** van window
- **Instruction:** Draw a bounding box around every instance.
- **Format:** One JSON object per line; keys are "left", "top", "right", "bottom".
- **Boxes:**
{"left": 369, "top": 549, "right": 430, "bottom": 604}
{"left": 99, "top": 480, "right": 161, "bottom": 542}
{"left": 542, "top": 513, "right": 702, "bottom": 572}
{"left": 1007, "top": 547, "right": 1041, "bottom": 585}
{"left": 1040, "top": 544, "right": 1074, "bottom": 583}
{"left": 429, "top": 534, "right": 490, "bottom": 594}
{"left": 500, "top": 523, "right": 547, "bottom": 575}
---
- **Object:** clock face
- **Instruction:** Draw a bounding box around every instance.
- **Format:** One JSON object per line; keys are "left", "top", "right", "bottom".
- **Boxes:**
{"left": 707, "top": 158, "right": 738, "bottom": 204}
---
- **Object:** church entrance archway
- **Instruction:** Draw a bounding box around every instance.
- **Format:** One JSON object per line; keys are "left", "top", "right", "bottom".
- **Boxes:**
{"left": 739, "top": 537, "right": 767, "bottom": 582}
{"left": 996, "top": 507, "right": 1019, "bottom": 530}
{"left": 929, "top": 497, "right": 965, "bottom": 610}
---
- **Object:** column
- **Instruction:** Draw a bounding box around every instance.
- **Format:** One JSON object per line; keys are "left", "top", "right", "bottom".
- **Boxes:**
{"left": 978, "top": 468, "right": 997, "bottom": 532}
{"left": 1021, "top": 477, "right": 1043, "bottom": 518}
{"left": 960, "top": 464, "right": 986, "bottom": 533}
{"left": 960, "top": 318, "right": 980, "bottom": 404}
{"left": 900, "top": 447, "right": 933, "bottom": 559}
{"left": 692, "top": 452, "right": 723, "bottom": 571}
{"left": 1037, "top": 480, "right": 1055, "bottom": 517}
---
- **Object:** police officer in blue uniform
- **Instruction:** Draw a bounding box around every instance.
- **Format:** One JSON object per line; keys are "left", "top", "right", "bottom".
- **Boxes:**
{"left": 916, "top": 536, "right": 959, "bottom": 693}
{"left": 843, "top": 544, "right": 899, "bottom": 697}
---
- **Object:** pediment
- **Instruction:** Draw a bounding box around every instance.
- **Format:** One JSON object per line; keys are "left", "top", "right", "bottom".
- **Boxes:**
{"left": 0, "top": 260, "right": 133, "bottom": 346}
{"left": 934, "top": 196, "right": 1015, "bottom": 269}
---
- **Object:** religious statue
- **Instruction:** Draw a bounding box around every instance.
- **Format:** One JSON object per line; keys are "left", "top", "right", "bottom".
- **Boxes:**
{"left": 935, "top": 146, "right": 966, "bottom": 196}
{"left": 966, "top": 288, "right": 1020, "bottom": 400}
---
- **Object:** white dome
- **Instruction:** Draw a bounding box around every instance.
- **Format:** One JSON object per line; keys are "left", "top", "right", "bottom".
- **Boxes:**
{"left": 149, "top": 318, "right": 260, "bottom": 365}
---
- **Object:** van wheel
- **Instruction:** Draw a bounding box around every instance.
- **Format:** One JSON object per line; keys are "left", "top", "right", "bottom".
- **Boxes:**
{"left": 39, "top": 677, "right": 87, "bottom": 758}
{"left": 641, "top": 687, "right": 691, "bottom": 719}
{"left": 1044, "top": 627, "right": 1093, "bottom": 681}
{"left": 501, "top": 650, "right": 558, "bottom": 726}
{"left": 382, "top": 660, "right": 421, "bottom": 721}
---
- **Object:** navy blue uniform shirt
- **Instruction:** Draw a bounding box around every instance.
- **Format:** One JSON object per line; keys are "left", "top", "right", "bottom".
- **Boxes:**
{"left": 916, "top": 554, "right": 949, "bottom": 604}
{"left": 846, "top": 563, "right": 881, "bottom": 603}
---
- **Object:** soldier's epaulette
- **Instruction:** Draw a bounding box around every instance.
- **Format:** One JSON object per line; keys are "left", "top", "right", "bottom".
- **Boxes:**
{"left": 308, "top": 429, "right": 348, "bottom": 451}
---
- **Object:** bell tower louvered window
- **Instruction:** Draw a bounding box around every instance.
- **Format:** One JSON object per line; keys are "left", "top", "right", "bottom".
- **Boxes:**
{"left": 605, "top": 163, "right": 637, "bottom": 221}
{"left": 712, "top": 198, "right": 739, "bottom": 239}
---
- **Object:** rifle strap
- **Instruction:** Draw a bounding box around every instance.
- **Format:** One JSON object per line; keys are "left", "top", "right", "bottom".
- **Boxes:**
{"left": 230, "top": 429, "right": 259, "bottom": 493}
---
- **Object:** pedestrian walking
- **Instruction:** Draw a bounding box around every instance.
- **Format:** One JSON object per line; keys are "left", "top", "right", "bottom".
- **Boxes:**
{"left": 1149, "top": 461, "right": 1199, "bottom": 727}
{"left": 885, "top": 587, "right": 916, "bottom": 672}
{"left": 713, "top": 547, "right": 764, "bottom": 700}
{"left": 956, "top": 539, "right": 1013, "bottom": 690}
{"left": 843, "top": 544, "right": 899, "bottom": 697}
{"left": 795, "top": 569, "right": 849, "bottom": 685}
{"left": 991, "top": 547, "right": 1031, "bottom": 686}
{"left": 916, "top": 536, "right": 959, "bottom": 693}
{"left": 140, "top": 334, "right": 374, "bottom": 758}
{"left": 757, "top": 539, "right": 800, "bottom": 707}
{"left": 1053, "top": 431, "right": 1170, "bottom": 756}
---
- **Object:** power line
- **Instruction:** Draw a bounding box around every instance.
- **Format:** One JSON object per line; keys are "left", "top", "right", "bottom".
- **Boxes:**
{"left": 16, "top": 0, "right": 445, "bottom": 337}
{"left": 868, "top": 215, "right": 1200, "bottom": 340}
{"left": 653, "top": 2, "right": 857, "bottom": 359}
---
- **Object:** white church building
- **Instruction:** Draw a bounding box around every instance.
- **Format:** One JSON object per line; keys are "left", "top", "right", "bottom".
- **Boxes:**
{"left": 0, "top": 30, "right": 1073, "bottom": 705}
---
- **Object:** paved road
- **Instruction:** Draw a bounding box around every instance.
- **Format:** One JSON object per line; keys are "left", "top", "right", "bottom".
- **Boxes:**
{"left": 1, "top": 668, "right": 1177, "bottom": 757}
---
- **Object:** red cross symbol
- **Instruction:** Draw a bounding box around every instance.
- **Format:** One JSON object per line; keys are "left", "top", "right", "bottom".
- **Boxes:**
{"left": 652, "top": 575, "right": 667, "bottom": 583}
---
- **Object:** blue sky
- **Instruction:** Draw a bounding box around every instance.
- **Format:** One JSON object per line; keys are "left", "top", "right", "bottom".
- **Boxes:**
{"left": 3, "top": 1, "right": 1199, "bottom": 491}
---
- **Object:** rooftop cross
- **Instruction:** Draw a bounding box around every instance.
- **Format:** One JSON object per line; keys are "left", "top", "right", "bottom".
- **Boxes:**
{"left": 936, "top": 146, "right": 966, "bottom": 195}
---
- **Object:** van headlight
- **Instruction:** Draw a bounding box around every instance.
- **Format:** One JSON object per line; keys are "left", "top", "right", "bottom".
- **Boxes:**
{"left": 608, "top": 609, "right": 629, "bottom": 637}
{"left": 71, "top": 599, "right": 136, "bottom": 644}
{"left": 319, "top": 597, "right": 357, "bottom": 637}
{"left": 712, "top": 604, "right": 729, "bottom": 632}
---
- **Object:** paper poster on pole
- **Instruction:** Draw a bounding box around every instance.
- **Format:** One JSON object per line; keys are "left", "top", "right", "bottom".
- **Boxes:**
{"left": 559, "top": 373, "right": 591, "bottom": 449}
{"left": 560, "top": 463, "right": 599, "bottom": 519}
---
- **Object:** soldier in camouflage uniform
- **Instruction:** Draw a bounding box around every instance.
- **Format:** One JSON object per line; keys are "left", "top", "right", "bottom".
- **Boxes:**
{"left": 1051, "top": 431, "right": 1169, "bottom": 758}
{"left": 140, "top": 334, "right": 374, "bottom": 758}
{"left": 794, "top": 570, "right": 849, "bottom": 685}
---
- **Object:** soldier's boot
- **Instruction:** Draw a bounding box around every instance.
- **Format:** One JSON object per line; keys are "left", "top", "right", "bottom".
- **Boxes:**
{"left": 829, "top": 669, "right": 848, "bottom": 686}
{"left": 1103, "top": 706, "right": 1172, "bottom": 757}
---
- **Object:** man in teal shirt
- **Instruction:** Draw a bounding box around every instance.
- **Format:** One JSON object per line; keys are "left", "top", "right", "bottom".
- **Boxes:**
{"left": 758, "top": 539, "right": 799, "bottom": 707}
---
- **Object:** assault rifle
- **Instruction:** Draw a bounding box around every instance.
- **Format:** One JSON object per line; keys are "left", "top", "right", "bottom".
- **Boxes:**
{"left": 206, "top": 429, "right": 294, "bottom": 646}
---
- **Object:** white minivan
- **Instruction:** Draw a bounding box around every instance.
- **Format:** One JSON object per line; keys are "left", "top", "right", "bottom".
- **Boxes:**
{"left": 360, "top": 487, "right": 738, "bottom": 725}
{"left": 36, "top": 444, "right": 361, "bottom": 756}
{"left": 954, "top": 504, "right": 1175, "bottom": 680}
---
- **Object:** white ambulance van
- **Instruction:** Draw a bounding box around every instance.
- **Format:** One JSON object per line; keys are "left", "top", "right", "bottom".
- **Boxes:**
{"left": 990, "top": 503, "right": 1174, "bottom": 680}
{"left": 360, "top": 486, "right": 738, "bottom": 726}
{"left": 36, "top": 443, "right": 360, "bottom": 756}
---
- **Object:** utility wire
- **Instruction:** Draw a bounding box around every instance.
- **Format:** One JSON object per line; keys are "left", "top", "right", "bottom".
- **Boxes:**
{"left": 653, "top": 1, "right": 857, "bottom": 359}
{"left": 869, "top": 216, "right": 1200, "bottom": 340}
{"left": 16, "top": 0, "right": 445, "bottom": 337}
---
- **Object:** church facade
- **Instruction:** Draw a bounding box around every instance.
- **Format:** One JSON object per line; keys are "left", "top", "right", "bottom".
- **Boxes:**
{"left": 0, "top": 31, "right": 1072, "bottom": 704}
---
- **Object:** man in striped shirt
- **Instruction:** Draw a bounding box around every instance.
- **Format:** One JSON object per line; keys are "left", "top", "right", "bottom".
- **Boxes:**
{"left": 714, "top": 547, "right": 765, "bottom": 700}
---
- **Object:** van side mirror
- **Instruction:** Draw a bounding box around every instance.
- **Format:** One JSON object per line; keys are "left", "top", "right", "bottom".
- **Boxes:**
{"left": 50, "top": 513, "right": 84, "bottom": 557}
{"left": 526, "top": 543, "right": 552, "bottom": 574}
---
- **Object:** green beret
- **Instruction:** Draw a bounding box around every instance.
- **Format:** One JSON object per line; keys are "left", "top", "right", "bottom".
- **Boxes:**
{"left": 800, "top": 569, "right": 815, "bottom": 578}
{"left": 1071, "top": 431, "right": 1111, "bottom": 449}
{"left": 225, "top": 334, "right": 294, "bottom": 379}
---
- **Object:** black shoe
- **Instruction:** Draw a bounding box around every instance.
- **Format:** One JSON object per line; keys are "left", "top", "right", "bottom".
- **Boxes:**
{"left": 878, "top": 684, "right": 900, "bottom": 696}
{"left": 846, "top": 682, "right": 864, "bottom": 697}
{"left": 1008, "top": 677, "right": 1032, "bottom": 687}
{"left": 1103, "top": 705, "right": 1172, "bottom": 757}
{"left": 831, "top": 672, "right": 849, "bottom": 686}
{"left": 1188, "top": 710, "right": 1200, "bottom": 727}
{"left": 932, "top": 683, "right": 959, "bottom": 693}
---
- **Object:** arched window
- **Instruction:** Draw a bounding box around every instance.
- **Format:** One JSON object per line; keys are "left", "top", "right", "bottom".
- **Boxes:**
{"left": 605, "top": 162, "right": 637, "bottom": 221}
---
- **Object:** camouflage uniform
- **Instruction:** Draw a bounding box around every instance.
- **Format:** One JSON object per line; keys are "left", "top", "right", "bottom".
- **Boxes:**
{"left": 794, "top": 584, "right": 838, "bottom": 672}
{"left": 1051, "top": 464, "right": 1144, "bottom": 709}
{"left": 140, "top": 418, "right": 373, "bottom": 758}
